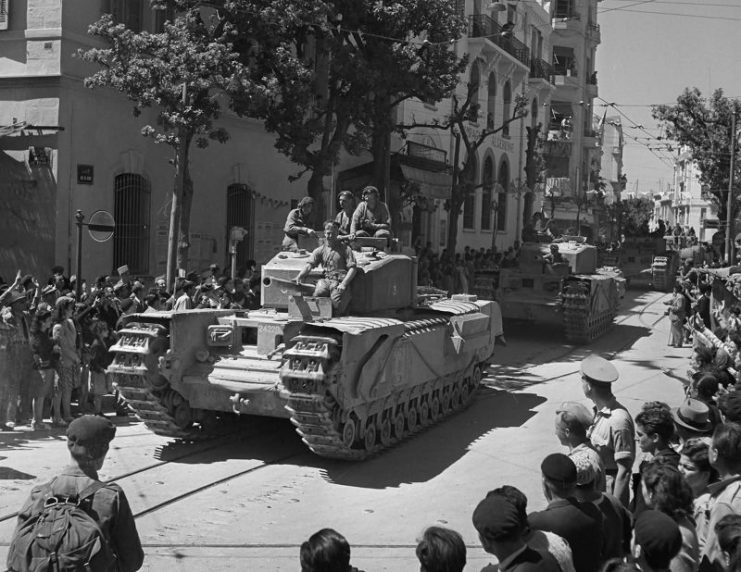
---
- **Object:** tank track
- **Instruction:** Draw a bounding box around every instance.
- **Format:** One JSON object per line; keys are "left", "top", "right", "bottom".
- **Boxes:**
{"left": 651, "top": 256, "right": 673, "bottom": 292}
{"left": 280, "top": 328, "right": 485, "bottom": 461}
{"left": 561, "top": 281, "right": 615, "bottom": 344}
{"left": 110, "top": 323, "right": 220, "bottom": 440}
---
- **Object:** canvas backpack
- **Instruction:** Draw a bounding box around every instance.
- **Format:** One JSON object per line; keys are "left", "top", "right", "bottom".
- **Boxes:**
{"left": 6, "top": 477, "right": 116, "bottom": 572}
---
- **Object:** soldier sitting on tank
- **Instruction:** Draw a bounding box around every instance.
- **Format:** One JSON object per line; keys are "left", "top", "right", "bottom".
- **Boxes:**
{"left": 282, "top": 197, "right": 317, "bottom": 252}
{"left": 334, "top": 190, "right": 356, "bottom": 241}
{"left": 295, "top": 221, "right": 358, "bottom": 316}
{"left": 543, "top": 244, "right": 565, "bottom": 265}
{"left": 350, "top": 186, "right": 392, "bottom": 239}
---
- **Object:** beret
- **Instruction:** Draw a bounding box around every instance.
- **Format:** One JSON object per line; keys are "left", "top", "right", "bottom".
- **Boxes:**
{"left": 541, "top": 453, "right": 577, "bottom": 484}
{"left": 581, "top": 355, "right": 619, "bottom": 384}
{"left": 472, "top": 495, "right": 524, "bottom": 540}
{"left": 634, "top": 510, "right": 682, "bottom": 563}
{"left": 67, "top": 415, "right": 116, "bottom": 459}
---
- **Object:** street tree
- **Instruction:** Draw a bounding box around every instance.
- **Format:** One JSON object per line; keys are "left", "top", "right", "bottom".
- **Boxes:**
{"left": 230, "top": 0, "right": 468, "bottom": 225}
{"left": 652, "top": 88, "right": 741, "bottom": 225}
{"left": 402, "top": 82, "right": 528, "bottom": 254}
{"left": 78, "top": 5, "right": 258, "bottom": 288}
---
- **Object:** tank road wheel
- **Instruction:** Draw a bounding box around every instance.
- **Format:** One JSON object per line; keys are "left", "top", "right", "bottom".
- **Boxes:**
{"left": 378, "top": 416, "right": 393, "bottom": 446}
{"left": 419, "top": 400, "right": 430, "bottom": 426}
{"left": 341, "top": 418, "right": 357, "bottom": 448}
{"left": 461, "top": 382, "right": 471, "bottom": 405}
{"left": 173, "top": 400, "right": 193, "bottom": 430}
{"left": 471, "top": 365, "right": 483, "bottom": 389}
{"left": 407, "top": 405, "right": 418, "bottom": 432}
{"left": 430, "top": 396, "right": 441, "bottom": 421}
{"left": 393, "top": 412, "right": 406, "bottom": 439}
{"left": 451, "top": 384, "right": 462, "bottom": 410}
{"left": 441, "top": 387, "right": 452, "bottom": 414}
{"left": 363, "top": 422, "right": 377, "bottom": 451}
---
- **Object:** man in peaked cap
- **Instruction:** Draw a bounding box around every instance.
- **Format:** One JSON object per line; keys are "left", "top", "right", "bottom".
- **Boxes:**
{"left": 581, "top": 354, "right": 635, "bottom": 507}
{"left": 528, "top": 454, "right": 605, "bottom": 572}
{"left": 10, "top": 415, "right": 144, "bottom": 571}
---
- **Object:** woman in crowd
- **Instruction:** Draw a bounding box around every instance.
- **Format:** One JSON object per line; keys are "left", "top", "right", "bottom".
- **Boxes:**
{"left": 52, "top": 296, "right": 80, "bottom": 425}
{"left": 715, "top": 514, "right": 741, "bottom": 572}
{"left": 666, "top": 282, "right": 687, "bottom": 348}
{"left": 641, "top": 461, "right": 699, "bottom": 572}
{"left": 678, "top": 438, "right": 719, "bottom": 554}
{"left": 28, "top": 305, "right": 56, "bottom": 430}
{"left": 87, "top": 318, "right": 113, "bottom": 416}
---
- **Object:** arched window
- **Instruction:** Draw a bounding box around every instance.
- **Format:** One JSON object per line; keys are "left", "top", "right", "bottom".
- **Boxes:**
{"left": 113, "top": 173, "right": 150, "bottom": 274}
{"left": 503, "top": 81, "right": 512, "bottom": 137}
{"left": 462, "top": 154, "right": 477, "bottom": 230}
{"left": 470, "top": 63, "right": 481, "bottom": 122}
{"left": 497, "top": 159, "right": 509, "bottom": 231}
{"left": 531, "top": 97, "right": 539, "bottom": 128}
{"left": 481, "top": 156, "right": 494, "bottom": 230}
{"left": 227, "top": 184, "right": 254, "bottom": 271}
{"left": 487, "top": 73, "right": 497, "bottom": 129}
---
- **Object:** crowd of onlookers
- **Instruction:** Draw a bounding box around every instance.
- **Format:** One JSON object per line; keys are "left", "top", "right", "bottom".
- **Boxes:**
{"left": 0, "top": 262, "right": 262, "bottom": 432}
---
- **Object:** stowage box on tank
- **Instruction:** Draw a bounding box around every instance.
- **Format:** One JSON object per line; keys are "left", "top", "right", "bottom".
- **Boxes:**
{"left": 109, "top": 242, "right": 504, "bottom": 460}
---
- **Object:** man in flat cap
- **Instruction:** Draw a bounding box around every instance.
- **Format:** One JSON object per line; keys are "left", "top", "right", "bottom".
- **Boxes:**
{"left": 10, "top": 415, "right": 143, "bottom": 571}
{"left": 528, "top": 453, "right": 604, "bottom": 572}
{"left": 472, "top": 491, "right": 560, "bottom": 571}
{"left": 633, "top": 510, "right": 682, "bottom": 572}
{"left": 581, "top": 354, "right": 635, "bottom": 507}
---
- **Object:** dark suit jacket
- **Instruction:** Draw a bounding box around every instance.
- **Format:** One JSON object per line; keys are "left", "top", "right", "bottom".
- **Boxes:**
{"left": 483, "top": 545, "right": 561, "bottom": 572}
{"left": 528, "top": 497, "right": 604, "bottom": 572}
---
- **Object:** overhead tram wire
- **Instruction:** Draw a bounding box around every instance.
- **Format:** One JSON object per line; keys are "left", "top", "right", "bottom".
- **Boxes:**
{"left": 598, "top": 7, "right": 741, "bottom": 20}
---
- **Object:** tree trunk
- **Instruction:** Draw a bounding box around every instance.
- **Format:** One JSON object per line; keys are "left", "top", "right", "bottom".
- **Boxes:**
{"left": 166, "top": 131, "right": 189, "bottom": 291}
{"left": 447, "top": 196, "right": 462, "bottom": 257}
{"left": 177, "top": 157, "right": 193, "bottom": 272}
{"left": 307, "top": 169, "right": 325, "bottom": 229}
{"left": 372, "top": 127, "right": 398, "bottom": 233}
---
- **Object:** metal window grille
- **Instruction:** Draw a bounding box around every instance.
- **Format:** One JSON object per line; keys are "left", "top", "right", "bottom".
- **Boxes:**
{"left": 481, "top": 157, "right": 494, "bottom": 230}
{"left": 113, "top": 173, "right": 151, "bottom": 275}
{"left": 497, "top": 162, "right": 509, "bottom": 231}
{"left": 463, "top": 193, "right": 475, "bottom": 230}
{"left": 111, "top": 0, "right": 142, "bottom": 32}
{"left": 226, "top": 184, "right": 254, "bottom": 271}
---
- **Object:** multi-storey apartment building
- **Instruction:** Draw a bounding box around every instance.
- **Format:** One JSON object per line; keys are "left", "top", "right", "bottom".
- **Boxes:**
{"left": 0, "top": 0, "right": 558, "bottom": 280}
{"left": 668, "top": 148, "right": 717, "bottom": 242}
{"left": 540, "top": 0, "right": 602, "bottom": 238}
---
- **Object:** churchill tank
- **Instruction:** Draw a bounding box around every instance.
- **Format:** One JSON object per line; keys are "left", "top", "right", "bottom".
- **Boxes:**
{"left": 108, "top": 239, "right": 503, "bottom": 460}
{"left": 480, "top": 240, "right": 623, "bottom": 344}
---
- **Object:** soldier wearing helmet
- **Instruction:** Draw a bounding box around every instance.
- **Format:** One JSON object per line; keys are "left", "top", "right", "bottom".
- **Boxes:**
{"left": 350, "top": 186, "right": 392, "bottom": 239}
{"left": 282, "top": 197, "right": 317, "bottom": 252}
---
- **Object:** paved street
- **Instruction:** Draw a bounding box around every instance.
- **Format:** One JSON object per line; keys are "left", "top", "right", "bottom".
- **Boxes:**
{"left": 0, "top": 289, "right": 690, "bottom": 571}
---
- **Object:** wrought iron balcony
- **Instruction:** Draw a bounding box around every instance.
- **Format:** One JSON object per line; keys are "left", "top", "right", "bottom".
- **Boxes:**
{"left": 467, "top": 15, "right": 531, "bottom": 67}
{"left": 530, "top": 58, "right": 553, "bottom": 81}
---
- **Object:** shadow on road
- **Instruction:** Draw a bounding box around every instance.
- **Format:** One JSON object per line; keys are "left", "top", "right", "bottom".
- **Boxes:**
{"left": 319, "top": 387, "right": 546, "bottom": 489}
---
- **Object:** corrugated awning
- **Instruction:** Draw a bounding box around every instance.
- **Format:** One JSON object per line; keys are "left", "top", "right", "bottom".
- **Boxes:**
{"left": 399, "top": 163, "right": 452, "bottom": 200}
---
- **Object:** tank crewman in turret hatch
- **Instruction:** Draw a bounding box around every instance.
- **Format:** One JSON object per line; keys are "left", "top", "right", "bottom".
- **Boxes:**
{"left": 282, "top": 197, "right": 317, "bottom": 252}
{"left": 334, "top": 190, "right": 356, "bottom": 241}
{"left": 295, "top": 221, "right": 358, "bottom": 315}
{"left": 543, "top": 243, "right": 565, "bottom": 265}
{"left": 350, "top": 185, "right": 392, "bottom": 239}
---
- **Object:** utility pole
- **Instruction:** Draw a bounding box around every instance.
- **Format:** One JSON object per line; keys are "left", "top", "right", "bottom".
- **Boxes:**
{"left": 726, "top": 109, "right": 737, "bottom": 265}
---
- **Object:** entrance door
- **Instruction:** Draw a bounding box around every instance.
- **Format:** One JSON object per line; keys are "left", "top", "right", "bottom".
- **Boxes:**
{"left": 226, "top": 184, "right": 254, "bottom": 272}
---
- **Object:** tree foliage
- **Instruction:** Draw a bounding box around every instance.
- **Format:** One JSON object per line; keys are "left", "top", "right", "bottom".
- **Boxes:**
{"left": 608, "top": 196, "right": 654, "bottom": 237}
{"left": 226, "top": 0, "right": 468, "bottom": 222}
{"left": 652, "top": 88, "right": 741, "bottom": 222}
{"left": 78, "top": 4, "right": 259, "bottom": 279}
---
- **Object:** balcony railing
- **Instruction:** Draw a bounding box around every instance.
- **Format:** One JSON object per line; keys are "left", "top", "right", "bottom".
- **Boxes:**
{"left": 467, "top": 15, "right": 531, "bottom": 67}
{"left": 530, "top": 58, "right": 553, "bottom": 81}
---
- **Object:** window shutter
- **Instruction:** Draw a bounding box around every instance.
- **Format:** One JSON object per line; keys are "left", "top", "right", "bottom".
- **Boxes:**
{"left": 0, "top": 0, "right": 9, "bottom": 31}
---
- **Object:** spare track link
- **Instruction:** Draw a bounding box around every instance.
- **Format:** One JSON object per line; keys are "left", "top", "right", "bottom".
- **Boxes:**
{"left": 281, "top": 328, "right": 484, "bottom": 461}
{"left": 561, "top": 282, "right": 615, "bottom": 344}
{"left": 111, "top": 323, "right": 204, "bottom": 440}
